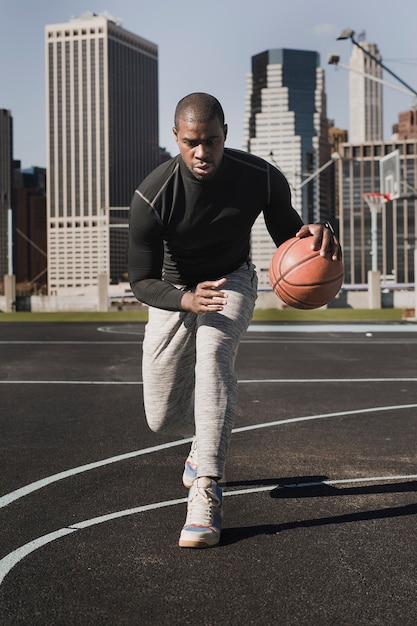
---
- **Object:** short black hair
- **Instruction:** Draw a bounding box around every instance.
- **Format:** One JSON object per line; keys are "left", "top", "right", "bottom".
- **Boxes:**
{"left": 174, "top": 92, "right": 225, "bottom": 129}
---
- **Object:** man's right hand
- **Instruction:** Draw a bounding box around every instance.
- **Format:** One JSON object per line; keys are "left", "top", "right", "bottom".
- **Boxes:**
{"left": 181, "top": 278, "right": 228, "bottom": 314}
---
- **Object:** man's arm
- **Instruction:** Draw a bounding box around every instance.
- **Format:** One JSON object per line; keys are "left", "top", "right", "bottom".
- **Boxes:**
{"left": 263, "top": 167, "right": 304, "bottom": 246}
{"left": 264, "top": 166, "right": 341, "bottom": 260}
{"left": 127, "top": 191, "right": 185, "bottom": 311}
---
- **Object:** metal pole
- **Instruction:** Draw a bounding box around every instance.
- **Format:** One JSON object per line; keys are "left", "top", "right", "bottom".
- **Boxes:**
{"left": 350, "top": 36, "right": 417, "bottom": 98}
{"left": 298, "top": 157, "right": 336, "bottom": 189}
{"left": 328, "top": 60, "right": 416, "bottom": 98}
{"left": 7, "top": 208, "right": 13, "bottom": 275}
{"left": 371, "top": 208, "right": 378, "bottom": 272}
{"left": 414, "top": 248, "right": 417, "bottom": 318}
{"left": 337, "top": 30, "right": 417, "bottom": 98}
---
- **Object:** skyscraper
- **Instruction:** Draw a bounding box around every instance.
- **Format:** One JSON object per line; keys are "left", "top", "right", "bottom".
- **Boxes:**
{"left": 0, "top": 109, "right": 13, "bottom": 278}
{"left": 244, "top": 49, "right": 331, "bottom": 287}
{"left": 349, "top": 41, "right": 383, "bottom": 143}
{"left": 45, "top": 12, "right": 159, "bottom": 295}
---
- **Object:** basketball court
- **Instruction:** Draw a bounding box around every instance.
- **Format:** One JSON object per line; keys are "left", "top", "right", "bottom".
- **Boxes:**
{"left": 0, "top": 320, "right": 416, "bottom": 625}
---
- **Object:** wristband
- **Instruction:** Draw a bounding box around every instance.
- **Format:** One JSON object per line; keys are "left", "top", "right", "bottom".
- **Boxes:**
{"left": 321, "top": 220, "right": 335, "bottom": 235}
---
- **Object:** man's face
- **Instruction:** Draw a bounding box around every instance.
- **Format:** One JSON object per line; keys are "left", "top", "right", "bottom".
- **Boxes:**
{"left": 173, "top": 117, "right": 228, "bottom": 181}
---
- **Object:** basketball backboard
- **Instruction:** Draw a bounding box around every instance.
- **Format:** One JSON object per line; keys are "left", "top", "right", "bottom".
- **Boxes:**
{"left": 379, "top": 149, "right": 400, "bottom": 199}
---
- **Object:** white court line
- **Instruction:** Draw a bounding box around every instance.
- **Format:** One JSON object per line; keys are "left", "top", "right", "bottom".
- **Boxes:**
{"left": 1, "top": 473, "right": 416, "bottom": 586}
{"left": 2, "top": 403, "right": 417, "bottom": 508}
{"left": 2, "top": 322, "right": 416, "bottom": 346}
{"left": 2, "top": 378, "right": 417, "bottom": 385}
{"left": 96, "top": 323, "right": 417, "bottom": 335}
{"left": 0, "top": 341, "right": 135, "bottom": 345}
{"left": 0, "top": 440, "right": 192, "bottom": 508}
{"left": 2, "top": 338, "right": 417, "bottom": 345}
{"left": 248, "top": 323, "right": 417, "bottom": 333}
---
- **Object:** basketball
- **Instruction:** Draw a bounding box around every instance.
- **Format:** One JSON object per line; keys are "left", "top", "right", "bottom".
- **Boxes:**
{"left": 269, "top": 236, "right": 344, "bottom": 309}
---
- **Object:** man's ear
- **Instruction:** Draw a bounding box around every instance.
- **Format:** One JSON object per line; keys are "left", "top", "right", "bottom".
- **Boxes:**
{"left": 223, "top": 124, "right": 228, "bottom": 141}
{"left": 172, "top": 127, "right": 178, "bottom": 143}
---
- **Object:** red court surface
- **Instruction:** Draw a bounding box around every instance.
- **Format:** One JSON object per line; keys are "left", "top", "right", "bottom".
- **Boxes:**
{"left": 1, "top": 321, "right": 416, "bottom": 625}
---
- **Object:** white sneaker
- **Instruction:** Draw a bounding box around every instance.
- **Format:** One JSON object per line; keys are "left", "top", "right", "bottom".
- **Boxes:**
{"left": 182, "top": 437, "right": 198, "bottom": 488}
{"left": 179, "top": 477, "right": 222, "bottom": 548}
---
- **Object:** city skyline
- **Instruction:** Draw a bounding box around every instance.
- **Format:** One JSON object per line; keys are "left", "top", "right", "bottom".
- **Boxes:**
{"left": 1, "top": 0, "right": 417, "bottom": 170}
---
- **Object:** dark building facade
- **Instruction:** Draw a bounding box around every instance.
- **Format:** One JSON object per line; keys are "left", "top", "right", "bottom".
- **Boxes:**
{"left": 13, "top": 166, "right": 47, "bottom": 289}
{"left": 0, "top": 109, "right": 13, "bottom": 278}
{"left": 395, "top": 109, "right": 417, "bottom": 141}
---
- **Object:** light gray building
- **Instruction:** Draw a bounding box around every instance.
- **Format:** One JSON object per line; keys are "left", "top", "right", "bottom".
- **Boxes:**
{"left": 337, "top": 139, "right": 417, "bottom": 286}
{"left": 45, "top": 12, "right": 159, "bottom": 295}
{"left": 349, "top": 41, "right": 383, "bottom": 144}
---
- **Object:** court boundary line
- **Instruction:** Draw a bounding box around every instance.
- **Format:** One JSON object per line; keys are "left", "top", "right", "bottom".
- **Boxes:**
{"left": 2, "top": 403, "right": 417, "bottom": 508}
{"left": 2, "top": 377, "right": 417, "bottom": 385}
{"left": 1, "top": 473, "right": 416, "bottom": 587}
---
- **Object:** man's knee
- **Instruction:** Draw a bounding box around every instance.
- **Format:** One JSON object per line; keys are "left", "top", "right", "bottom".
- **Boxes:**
{"left": 144, "top": 405, "right": 185, "bottom": 435}
{"left": 144, "top": 409, "right": 170, "bottom": 434}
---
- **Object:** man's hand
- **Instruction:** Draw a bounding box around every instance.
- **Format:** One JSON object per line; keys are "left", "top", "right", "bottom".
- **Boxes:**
{"left": 296, "top": 223, "right": 342, "bottom": 261}
{"left": 181, "top": 278, "right": 228, "bottom": 314}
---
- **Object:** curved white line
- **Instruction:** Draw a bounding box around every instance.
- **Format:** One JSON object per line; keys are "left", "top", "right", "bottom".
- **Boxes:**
{"left": 1, "top": 474, "right": 416, "bottom": 586}
{"left": 0, "top": 439, "right": 192, "bottom": 508}
{"left": 2, "top": 403, "right": 417, "bottom": 509}
{"left": 232, "top": 403, "right": 417, "bottom": 433}
{"left": 0, "top": 528, "right": 78, "bottom": 586}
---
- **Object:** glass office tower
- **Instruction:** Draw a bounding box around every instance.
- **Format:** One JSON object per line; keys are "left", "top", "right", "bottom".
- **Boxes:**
{"left": 244, "top": 48, "right": 331, "bottom": 287}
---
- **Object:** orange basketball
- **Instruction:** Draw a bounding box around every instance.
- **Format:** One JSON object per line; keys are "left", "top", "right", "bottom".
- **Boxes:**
{"left": 269, "top": 236, "right": 344, "bottom": 309}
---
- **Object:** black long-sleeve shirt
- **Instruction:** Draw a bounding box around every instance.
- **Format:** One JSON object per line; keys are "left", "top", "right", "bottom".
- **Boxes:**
{"left": 128, "top": 147, "right": 303, "bottom": 311}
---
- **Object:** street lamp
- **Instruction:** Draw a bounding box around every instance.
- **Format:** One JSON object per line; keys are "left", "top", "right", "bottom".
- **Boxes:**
{"left": 269, "top": 151, "right": 340, "bottom": 224}
{"left": 336, "top": 29, "right": 417, "bottom": 97}
{"left": 269, "top": 151, "right": 340, "bottom": 190}
{"left": 297, "top": 152, "right": 340, "bottom": 190}
{"left": 328, "top": 54, "right": 417, "bottom": 99}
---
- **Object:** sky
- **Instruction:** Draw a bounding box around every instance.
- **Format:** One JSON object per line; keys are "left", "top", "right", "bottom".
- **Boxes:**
{"left": 1, "top": 0, "right": 416, "bottom": 169}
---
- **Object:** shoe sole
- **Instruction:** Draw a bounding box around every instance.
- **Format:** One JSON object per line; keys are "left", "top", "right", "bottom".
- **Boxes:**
{"left": 178, "top": 536, "right": 220, "bottom": 549}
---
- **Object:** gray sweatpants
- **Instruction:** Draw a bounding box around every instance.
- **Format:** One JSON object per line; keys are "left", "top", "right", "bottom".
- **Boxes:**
{"left": 142, "top": 262, "right": 258, "bottom": 479}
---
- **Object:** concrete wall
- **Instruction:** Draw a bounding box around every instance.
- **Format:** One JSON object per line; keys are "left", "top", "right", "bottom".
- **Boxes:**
{"left": 0, "top": 288, "right": 416, "bottom": 313}
{"left": 256, "top": 288, "right": 415, "bottom": 310}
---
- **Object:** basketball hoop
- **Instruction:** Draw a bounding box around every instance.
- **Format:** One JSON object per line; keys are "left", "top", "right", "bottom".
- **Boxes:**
{"left": 363, "top": 192, "right": 391, "bottom": 213}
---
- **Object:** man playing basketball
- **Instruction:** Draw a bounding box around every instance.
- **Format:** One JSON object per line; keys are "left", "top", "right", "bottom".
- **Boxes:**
{"left": 128, "top": 92, "right": 341, "bottom": 548}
